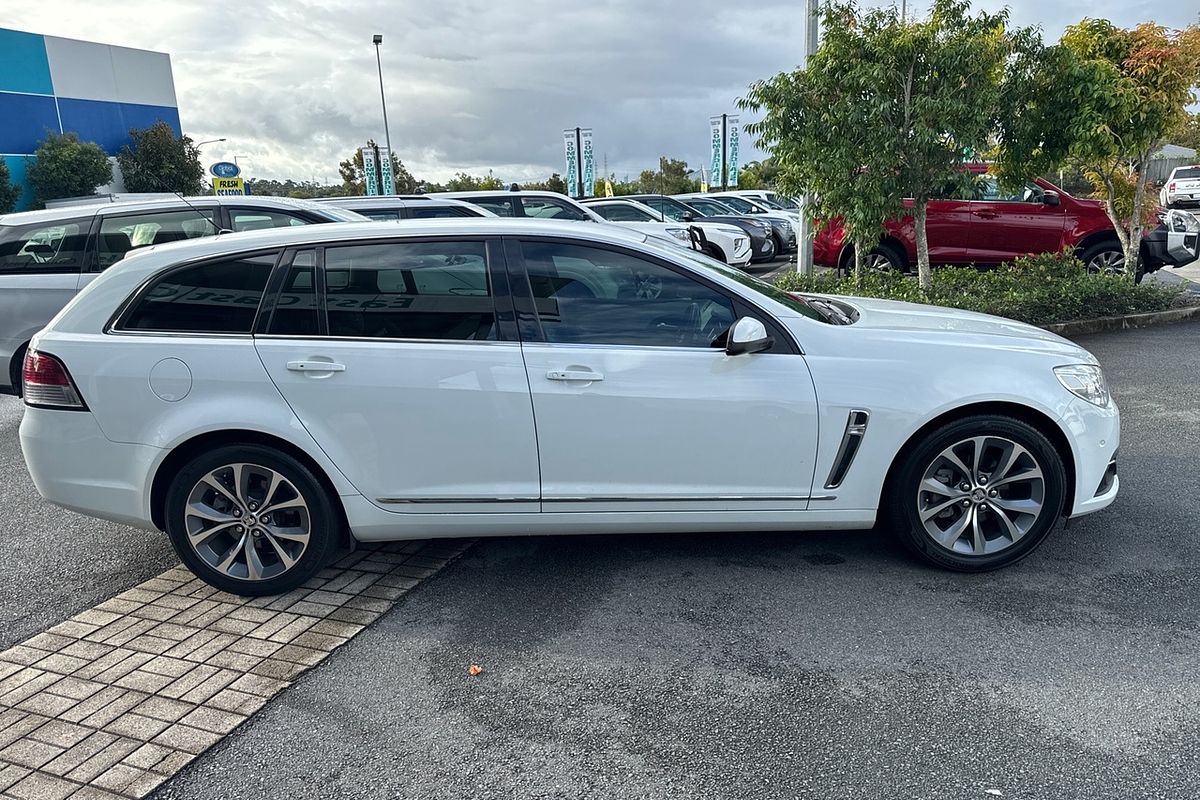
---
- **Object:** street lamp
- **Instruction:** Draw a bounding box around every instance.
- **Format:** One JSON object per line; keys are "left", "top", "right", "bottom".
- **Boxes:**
{"left": 195, "top": 138, "right": 226, "bottom": 148}
{"left": 372, "top": 34, "right": 394, "bottom": 164}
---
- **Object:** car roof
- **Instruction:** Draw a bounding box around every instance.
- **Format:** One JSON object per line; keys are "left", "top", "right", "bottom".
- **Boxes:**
{"left": 0, "top": 195, "right": 350, "bottom": 226}
{"left": 432, "top": 190, "right": 568, "bottom": 200}
{"left": 315, "top": 196, "right": 492, "bottom": 212}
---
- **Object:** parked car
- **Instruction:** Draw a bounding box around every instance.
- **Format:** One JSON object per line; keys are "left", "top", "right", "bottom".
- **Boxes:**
{"left": 21, "top": 218, "right": 1118, "bottom": 594}
{"left": 315, "top": 195, "right": 494, "bottom": 220}
{"left": 622, "top": 193, "right": 782, "bottom": 263}
{"left": 580, "top": 198, "right": 752, "bottom": 267}
{"left": 1159, "top": 165, "right": 1200, "bottom": 208}
{"left": 435, "top": 190, "right": 750, "bottom": 267}
{"left": 0, "top": 196, "right": 367, "bottom": 397}
{"left": 814, "top": 167, "right": 1200, "bottom": 279}
{"left": 675, "top": 193, "right": 799, "bottom": 256}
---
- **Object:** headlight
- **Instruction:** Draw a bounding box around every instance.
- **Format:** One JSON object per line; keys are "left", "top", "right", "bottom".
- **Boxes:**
{"left": 665, "top": 227, "right": 690, "bottom": 242}
{"left": 1054, "top": 364, "right": 1110, "bottom": 407}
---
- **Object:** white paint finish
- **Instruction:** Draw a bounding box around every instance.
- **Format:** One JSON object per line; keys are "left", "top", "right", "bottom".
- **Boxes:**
{"left": 254, "top": 337, "right": 541, "bottom": 514}
{"left": 148, "top": 357, "right": 192, "bottom": 401}
{"left": 519, "top": 342, "right": 818, "bottom": 511}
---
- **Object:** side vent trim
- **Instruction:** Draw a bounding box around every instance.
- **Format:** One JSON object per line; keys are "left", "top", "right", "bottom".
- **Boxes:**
{"left": 824, "top": 410, "right": 870, "bottom": 490}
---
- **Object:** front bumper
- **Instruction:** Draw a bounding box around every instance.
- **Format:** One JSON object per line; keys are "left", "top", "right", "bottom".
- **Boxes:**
{"left": 20, "top": 406, "right": 162, "bottom": 531}
{"left": 1060, "top": 396, "right": 1120, "bottom": 518}
{"left": 1142, "top": 221, "right": 1199, "bottom": 272}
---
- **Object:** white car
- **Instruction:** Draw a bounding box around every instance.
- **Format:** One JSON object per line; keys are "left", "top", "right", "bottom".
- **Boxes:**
{"left": 580, "top": 197, "right": 752, "bottom": 267}
{"left": 677, "top": 192, "right": 801, "bottom": 238}
{"left": 20, "top": 219, "right": 1119, "bottom": 595}
{"left": 1160, "top": 165, "right": 1200, "bottom": 208}
{"left": 432, "top": 190, "right": 751, "bottom": 265}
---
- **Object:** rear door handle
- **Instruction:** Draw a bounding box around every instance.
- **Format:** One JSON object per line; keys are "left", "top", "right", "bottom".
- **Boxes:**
{"left": 973, "top": 210, "right": 998, "bottom": 219}
{"left": 287, "top": 360, "right": 346, "bottom": 373}
{"left": 547, "top": 369, "right": 603, "bottom": 382}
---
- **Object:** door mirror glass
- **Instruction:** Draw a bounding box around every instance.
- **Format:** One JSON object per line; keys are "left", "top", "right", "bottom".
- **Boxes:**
{"left": 1042, "top": 190, "right": 1061, "bottom": 207}
{"left": 726, "top": 316, "right": 772, "bottom": 356}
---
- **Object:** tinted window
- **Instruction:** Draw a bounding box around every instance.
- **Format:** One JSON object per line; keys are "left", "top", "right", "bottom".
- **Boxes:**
{"left": 409, "top": 205, "right": 477, "bottom": 219}
{"left": 471, "top": 197, "right": 517, "bottom": 217}
{"left": 122, "top": 252, "right": 277, "bottom": 333}
{"left": 0, "top": 219, "right": 88, "bottom": 273}
{"left": 522, "top": 198, "right": 588, "bottom": 220}
{"left": 520, "top": 241, "right": 735, "bottom": 348}
{"left": 1174, "top": 167, "right": 1200, "bottom": 179}
{"left": 687, "top": 199, "right": 736, "bottom": 215}
{"left": 360, "top": 210, "right": 401, "bottom": 221}
{"left": 97, "top": 210, "right": 216, "bottom": 269}
{"left": 229, "top": 209, "right": 311, "bottom": 232}
{"left": 969, "top": 176, "right": 1043, "bottom": 203}
{"left": 592, "top": 204, "right": 656, "bottom": 222}
{"left": 324, "top": 241, "right": 495, "bottom": 341}
{"left": 268, "top": 250, "right": 318, "bottom": 336}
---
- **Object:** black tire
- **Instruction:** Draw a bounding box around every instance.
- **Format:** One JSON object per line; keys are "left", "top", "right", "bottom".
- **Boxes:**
{"left": 164, "top": 444, "right": 339, "bottom": 596}
{"left": 840, "top": 242, "right": 905, "bottom": 275}
{"left": 704, "top": 243, "right": 728, "bottom": 263}
{"left": 1079, "top": 240, "right": 1125, "bottom": 275}
{"left": 770, "top": 231, "right": 787, "bottom": 258}
{"left": 884, "top": 415, "right": 1066, "bottom": 572}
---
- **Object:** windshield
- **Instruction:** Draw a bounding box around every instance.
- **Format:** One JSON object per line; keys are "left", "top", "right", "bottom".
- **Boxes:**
{"left": 639, "top": 237, "right": 834, "bottom": 323}
{"left": 638, "top": 197, "right": 694, "bottom": 222}
{"left": 717, "top": 196, "right": 756, "bottom": 213}
{"left": 687, "top": 198, "right": 738, "bottom": 216}
{"left": 1175, "top": 167, "right": 1200, "bottom": 179}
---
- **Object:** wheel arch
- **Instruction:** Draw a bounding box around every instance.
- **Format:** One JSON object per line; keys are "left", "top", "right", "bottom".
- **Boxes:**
{"left": 150, "top": 429, "right": 352, "bottom": 545}
{"left": 879, "top": 401, "right": 1077, "bottom": 518}
{"left": 1074, "top": 230, "right": 1121, "bottom": 256}
{"left": 837, "top": 236, "right": 910, "bottom": 272}
{"left": 8, "top": 341, "right": 28, "bottom": 397}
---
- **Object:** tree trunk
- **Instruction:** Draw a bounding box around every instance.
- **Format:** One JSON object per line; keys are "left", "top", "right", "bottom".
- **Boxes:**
{"left": 912, "top": 200, "right": 932, "bottom": 292}
{"left": 853, "top": 239, "right": 865, "bottom": 291}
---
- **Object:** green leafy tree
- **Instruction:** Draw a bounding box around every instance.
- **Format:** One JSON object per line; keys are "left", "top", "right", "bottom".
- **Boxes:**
{"left": 1173, "top": 111, "right": 1200, "bottom": 151}
{"left": 637, "top": 158, "right": 699, "bottom": 195}
{"left": 521, "top": 173, "right": 569, "bottom": 194}
{"left": 116, "top": 122, "right": 204, "bottom": 195}
{"left": 744, "top": 0, "right": 1013, "bottom": 290}
{"left": 0, "top": 160, "right": 19, "bottom": 214}
{"left": 338, "top": 140, "right": 416, "bottom": 194}
{"left": 735, "top": 159, "right": 781, "bottom": 190}
{"left": 444, "top": 170, "right": 504, "bottom": 191}
{"left": 246, "top": 178, "right": 346, "bottom": 199}
{"left": 997, "top": 20, "right": 1200, "bottom": 277}
{"left": 26, "top": 132, "right": 113, "bottom": 208}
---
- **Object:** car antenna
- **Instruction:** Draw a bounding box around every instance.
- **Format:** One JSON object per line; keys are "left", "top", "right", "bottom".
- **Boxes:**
{"left": 132, "top": 166, "right": 228, "bottom": 236}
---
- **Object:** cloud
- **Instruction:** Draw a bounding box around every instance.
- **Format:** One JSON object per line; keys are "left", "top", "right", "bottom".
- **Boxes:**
{"left": 6, "top": 0, "right": 1196, "bottom": 183}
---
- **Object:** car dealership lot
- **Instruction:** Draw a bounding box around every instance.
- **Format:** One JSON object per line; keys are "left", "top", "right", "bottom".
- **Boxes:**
{"left": 0, "top": 318, "right": 1196, "bottom": 799}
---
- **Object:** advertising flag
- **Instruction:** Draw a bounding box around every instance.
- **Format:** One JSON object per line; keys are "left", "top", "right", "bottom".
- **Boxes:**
{"left": 361, "top": 145, "right": 379, "bottom": 196}
{"left": 581, "top": 128, "right": 595, "bottom": 198}
{"left": 727, "top": 116, "right": 741, "bottom": 188}
{"left": 379, "top": 148, "right": 396, "bottom": 195}
{"left": 709, "top": 116, "right": 724, "bottom": 190}
{"left": 563, "top": 130, "right": 579, "bottom": 197}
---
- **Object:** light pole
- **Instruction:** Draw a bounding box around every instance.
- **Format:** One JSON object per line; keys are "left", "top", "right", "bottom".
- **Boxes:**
{"left": 372, "top": 34, "right": 394, "bottom": 163}
{"left": 195, "top": 138, "right": 226, "bottom": 149}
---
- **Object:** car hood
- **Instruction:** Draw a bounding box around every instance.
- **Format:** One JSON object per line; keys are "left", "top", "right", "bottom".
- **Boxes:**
{"left": 825, "top": 295, "right": 1095, "bottom": 361}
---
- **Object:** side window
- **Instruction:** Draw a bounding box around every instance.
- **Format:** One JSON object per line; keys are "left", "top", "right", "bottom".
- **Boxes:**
{"left": 229, "top": 209, "right": 311, "bottom": 232}
{"left": 361, "top": 210, "right": 401, "bottom": 221}
{"left": 0, "top": 219, "right": 88, "bottom": 273}
{"left": 521, "top": 198, "right": 588, "bottom": 221}
{"left": 267, "top": 250, "right": 318, "bottom": 336}
{"left": 519, "top": 241, "right": 735, "bottom": 348}
{"left": 592, "top": 204, "right": 654, "bottom": 222}
{"left": 471, "top": 198, "right": 517, "bottom": 217}
{"left": 97, "top": 210, "right": 216, "bottom": 269}
{"left": 324, "top": 240, "right": 495, "bottom": 341}
{"left": 409, "top": 205, "right": 477, "bottom": 219}
{"left": 120, "top": 252, "right": 278, "bottom": 333}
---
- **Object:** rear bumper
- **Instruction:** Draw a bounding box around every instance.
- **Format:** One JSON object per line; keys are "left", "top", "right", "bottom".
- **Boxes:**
{"left": 20, "top": 406, "right": 161, "bottom": 531}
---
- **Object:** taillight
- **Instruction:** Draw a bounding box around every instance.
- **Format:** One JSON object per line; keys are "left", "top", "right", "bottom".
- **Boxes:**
{"left": 22, "top": 350, "right": 86, "bottom": 410}
{"left": 1169, "top": 182, "right": 1176, "bottom": 192}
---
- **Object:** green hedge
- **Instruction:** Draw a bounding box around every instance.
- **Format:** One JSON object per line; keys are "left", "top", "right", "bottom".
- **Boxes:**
{"left": 773, "top": 252, "right": 1186, "bottom": 326}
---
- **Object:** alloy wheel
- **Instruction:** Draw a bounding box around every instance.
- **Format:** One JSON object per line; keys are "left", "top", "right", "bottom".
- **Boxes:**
{"left": 1086, "top": 250, "right": 1125, "bottom": 274}
{"left": 916, "top": 436, "right": 1046, "bottom": 556}
{"left": 184, "top": 462, "right": 311, "bottom": 581}
{"left": 865, "top": 251, "right": 894, "bottom": 271}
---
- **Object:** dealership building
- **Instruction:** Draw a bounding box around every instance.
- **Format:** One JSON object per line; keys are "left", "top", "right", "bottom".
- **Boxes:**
{"left": 0, "top": 27, "right": 182, "bottom": 210}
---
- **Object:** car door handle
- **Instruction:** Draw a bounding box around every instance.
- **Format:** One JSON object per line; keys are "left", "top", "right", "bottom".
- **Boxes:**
{"left": 286, "top": 360, "right": 346, "bottom": 373}
{"left": 973, "top": 210, "right": 998, "bottom": 219}
{"left": 546, "top": 369, "right": 603, "bottom": 382}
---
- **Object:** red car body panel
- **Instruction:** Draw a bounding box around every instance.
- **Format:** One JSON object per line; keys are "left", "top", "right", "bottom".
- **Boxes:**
{"left": 813, "top": 169, "right": 1119, "bottom": 269}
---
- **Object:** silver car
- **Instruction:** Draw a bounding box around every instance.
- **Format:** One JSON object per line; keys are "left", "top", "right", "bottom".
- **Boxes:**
{"left": 0, "top": 196, "right": 366, "bottom": 395}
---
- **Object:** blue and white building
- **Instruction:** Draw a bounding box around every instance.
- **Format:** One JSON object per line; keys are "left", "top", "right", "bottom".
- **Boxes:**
{"left": 0, "top": 27, "right": 181, "bottom": 210}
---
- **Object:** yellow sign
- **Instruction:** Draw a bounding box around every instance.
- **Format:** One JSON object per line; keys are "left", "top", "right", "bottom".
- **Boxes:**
{"left": 212, "top": 177, "right": 245, "bottom": 196}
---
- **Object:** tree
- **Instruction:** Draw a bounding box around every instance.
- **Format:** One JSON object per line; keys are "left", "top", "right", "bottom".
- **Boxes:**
{"left": 246, "top": 178, "right": 345, "bottom": 199}
{"left": 116, "top": 122, "right": 204, "bottom": 195}
{"left": 744, "top": 0, "right": 1012, "bottom": 290}
{"left": 523, "top": 173, "right": 569, "bottom": 194}
{"left": 736, "top": 159, "right": 781, "bottom": 190}
{"left": 338, "top": 140, "right": 416, "bottom": 194}
{"left": 637, "top": 157, "right": 698, "bottom": 195}
{"left": 444, "top": 170, "right": 504, "bottom": 191}
{"left": 0, "top": 160, "right": 19, "bottom": 214}
{"left": 26, "top": 132, "right": 113, "bottom": 208}
{"left": 1173, "top": 111, "right": 1200, "bottom": 152}
{"left": 996, "top": 20, "right": 1200, "bottom": 278}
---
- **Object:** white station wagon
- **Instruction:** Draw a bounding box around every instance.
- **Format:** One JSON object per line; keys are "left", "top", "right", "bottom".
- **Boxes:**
{"left": 19, "top": 220, "right": 1119, "bottom": 595}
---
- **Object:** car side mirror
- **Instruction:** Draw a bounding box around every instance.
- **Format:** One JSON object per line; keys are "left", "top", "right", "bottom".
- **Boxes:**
{"left": 1042, "top": 191, "right": 1060, "bottom": 207}
{"left": 681, "top": 212, "right": 695, "bottom": 222}
{"left": 726, "top": 317, "right": 773, "bottom": 356}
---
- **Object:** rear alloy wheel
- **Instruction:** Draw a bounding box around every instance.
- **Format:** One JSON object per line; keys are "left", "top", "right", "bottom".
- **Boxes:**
{"left": 1080, "top": 241, "right": 1126, "bottom": 275}
{"left": 843, "top": 243, "right": 905, "bottom": 274}
{"left": 165, "top": 445, "right": 338, "bottom": 595}
{"left": 887, "top": 416, "right": 1066, "bottom": 571}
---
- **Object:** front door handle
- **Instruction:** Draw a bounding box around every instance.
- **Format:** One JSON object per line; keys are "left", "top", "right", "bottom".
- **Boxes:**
{"left": 546, "top": 369, "right": 603, "bottom": 382}
{"left": 287, "top": 360, "right": 346, "bottom": 373}
{"left": 973, "top": 210, "right": 998, "bottom": 219}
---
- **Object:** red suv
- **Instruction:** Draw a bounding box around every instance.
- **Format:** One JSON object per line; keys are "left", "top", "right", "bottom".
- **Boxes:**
{"left": 813, "top": 165, "right": 1194, "bottom": 279}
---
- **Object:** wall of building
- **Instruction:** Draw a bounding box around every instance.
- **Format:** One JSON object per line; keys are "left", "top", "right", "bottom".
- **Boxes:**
{"left": 0, "top": 27, "right": 181, "bottom": 210}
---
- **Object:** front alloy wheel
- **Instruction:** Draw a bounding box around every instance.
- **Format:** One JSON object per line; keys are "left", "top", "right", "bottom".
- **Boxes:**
{"left": 888, "top": 416, "right": 1066, "bottom": 571}
{"left": 165, "top": 445, "right": 338, "bottom": 595}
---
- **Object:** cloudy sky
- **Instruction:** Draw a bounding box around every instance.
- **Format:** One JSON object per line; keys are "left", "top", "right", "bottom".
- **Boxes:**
{"left": 7, "top": 0, "right": 1195, "bottom": 184}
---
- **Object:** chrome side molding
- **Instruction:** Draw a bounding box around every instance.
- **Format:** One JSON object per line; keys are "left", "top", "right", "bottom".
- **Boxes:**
{"left": 824, "top": 410, "right": 870, "bottom": 490}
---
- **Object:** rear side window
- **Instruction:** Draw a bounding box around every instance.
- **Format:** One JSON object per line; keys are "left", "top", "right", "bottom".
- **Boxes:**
{"left": 97, "top": 210, "right": 216, "bottom": 269}
{"left": 120, "top": 252, "right": 278, "bottom": 333}
{"left": 229, "top": 210, "right": 312, "bottom": 232}
{"left": 522, "top": 198, "right": 588, "bottom": 220}
{"left": 470, "top": 197, "right": 517, "bottom": 217}
{"left": 0, "top": 220, "right": 88, "bottom": 273}
{"left": 360, "top": 210, "right": 401, "bottom": 221}
{"left": 324, "top": 240, "right": 495, "bottom": 341}
{"left": 267, "top": 250, "right": 319, "bottom": 336}
{"left": 409, "top": 205, "right": 477, "bottom": 219}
